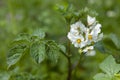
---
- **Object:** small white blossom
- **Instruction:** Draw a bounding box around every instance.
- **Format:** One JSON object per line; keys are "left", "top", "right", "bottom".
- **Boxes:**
{"left": 85, "top": 23, "right": 103, "bottom": 44}
{"left": 87, "top": 15, "right": 96, "bottom": 26}
{"left": 67, "top": 15, "right": 103, "bottom": 56}
{"left": 67, "top": 32, "right": 86, "bottom": 48}
{"left": 83, "top": 46, "right": 96, "bottom": 56}
{"left": 70, "top": 21, "right": 86, "bottom": 35}
{"left": 83, "top": 46, "right": 94, "bottom": 52}
{"left": 86, "top": 50, "right": 96, "bottom": 56}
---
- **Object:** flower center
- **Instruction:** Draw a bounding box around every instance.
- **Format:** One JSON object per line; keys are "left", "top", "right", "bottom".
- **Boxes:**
{"left": 77, "top": 39, "right": 81, "bottom": 44}
{"left": 77, "top": 27, "right": 80, "bottom": 31}
{"left": 75, "top": 27, "right": 80, "bottom": 31}
{"left": 88, "top": 34, "right": 92, "bottom": 40}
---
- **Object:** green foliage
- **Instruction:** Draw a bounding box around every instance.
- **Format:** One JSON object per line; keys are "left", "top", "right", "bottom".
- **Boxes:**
{"left": 32, "top": 29, "right": 45, "bottom": 40}
{"left": 58, "top": 44, "right": 66, "bottom": 53}
{"left": 93, "top": 55, "right": 120, "bottom": 80}
{"left": 30, "top": 41, "right": 46, "bottom": 64}
{"left": 30, "top": 40, "right": 62, "bottom": 64}
{"left": 0, "top": 72, "right": 10, "bottom": 80}
{"left": 7, "top": 30, "right": 63, "bottom": 68}
{"left": 9, "top": 72, "right": 41, "bottom": 80}
{"left": 56, "top": 4, "right": 98, "bottom": 24}
{"left": 7, "top": 44, "right": 28, "bottom": 69}
{"left": 109, "top": 33, "right": 120, "bottom": 49}
{"left": 94, "top": 41, "right": 106, "bottom": 53}
{"left": 14, "top": 33, "right": 30, "bottom": 42}
{"left": 46, "top": 41, "right": 60, "bottom": 63}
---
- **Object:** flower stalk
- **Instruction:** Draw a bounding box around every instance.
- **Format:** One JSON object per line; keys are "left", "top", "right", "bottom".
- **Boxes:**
{"left": 66, "top": 15, "right": 103, "bottom": 80}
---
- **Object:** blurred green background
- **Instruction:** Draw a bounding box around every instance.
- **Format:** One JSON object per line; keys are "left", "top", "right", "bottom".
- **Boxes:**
{"left": 0, "top": 0, "right": 120, "bottom": 80}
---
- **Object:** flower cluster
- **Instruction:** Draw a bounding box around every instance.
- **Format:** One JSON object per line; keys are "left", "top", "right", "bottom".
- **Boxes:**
{"left": 67, "top": 15, "right": 103, "bottom": 56}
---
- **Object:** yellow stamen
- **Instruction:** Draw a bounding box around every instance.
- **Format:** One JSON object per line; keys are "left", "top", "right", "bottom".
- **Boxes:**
{"left": 77, "top": 39, "right": 81, "bottom": 44}
{"left": 88, "top": 34, "right": 92, "bottom": 40}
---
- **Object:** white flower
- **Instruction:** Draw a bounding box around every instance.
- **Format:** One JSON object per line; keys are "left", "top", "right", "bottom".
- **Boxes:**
{"left": 67, "top": 21, "right": 87, "bottom": 48}
{"left": 91, "top": 24, "right": 102, "bottom": 35}
{"left": 70, "top": 21, "right": 87, "bottom": 35}
{"left": 85, "top": 23, "right": 103, "bottom": 44}
{"left": 86, "top": 50, "right": 96, "bottom": 56}
{"left": 67, "top": 32, "right": 86, "bottom": 48}
{"left": 83, "top": 46, "right": 96, "bottom": 56}
{"left": 67, "top": 15, "right": 103, "bottom": 55}
{"left": 87, "top": 15, "right": 96, "bottom": 26}
{"left": 83, "top": 46, "right": 94, "bottom": 52}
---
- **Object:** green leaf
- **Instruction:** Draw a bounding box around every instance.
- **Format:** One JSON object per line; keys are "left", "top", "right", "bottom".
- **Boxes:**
{"left": 14, "top": 33, "right": 30, "bottom": 42}
{"left": 9, "top": 72, "right": 35, "bottom": 80}
{"left": 7, "top": 44, "right": 27, "bottom": 69}
{"left": 99, "top": 55, "right": 120, "bottom": 75}
{"left": 93, "top": 55, "right": 120, "bottom": 80}
{"left": 93, "top": 73, "right": 111, "bottom": 80}
{"left": 94, "top": 41, "right": 106, "bottom": 53}
{"left": 0, "top": 72, "right": 10, "bottom": 80}
{"left": 58, "top": 44, "right": 66, "bottom": 53}
{"left": 10, "top": 34, "right": 30, "bottom": 48}
{"left": 46, "top": 41, "right": 60, "bottom": 63}
{"left": 32, "top": 29, "right": 45, "bottom": 39}
{"left": 109, "top": 33, "right": 120, "bottom": 49}
{"left": 114, "top": 74, "right": 120, "bottom": 80}
{"left": 30, "top": 41, "right": 46, "bottom": 64}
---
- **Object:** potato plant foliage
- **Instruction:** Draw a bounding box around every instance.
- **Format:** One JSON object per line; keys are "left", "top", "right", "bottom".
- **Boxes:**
{"left": 7, "top": 30, "right": 63, "bottom": 68}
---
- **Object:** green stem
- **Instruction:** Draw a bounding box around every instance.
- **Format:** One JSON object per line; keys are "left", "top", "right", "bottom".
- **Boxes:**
{"left": 67, "top": 56, "right": 72, "bottom": 80}
{"left": 72, "top": 53, "right": 85, "bottom": 77}
{"left": 67, "top": 22, "right": 72, "bottom": 80}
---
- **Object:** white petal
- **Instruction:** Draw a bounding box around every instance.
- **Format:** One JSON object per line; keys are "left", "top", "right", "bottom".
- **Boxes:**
{"left": 87, "top": 40, "right": 91, "bottom": 45}
{"left": 78, "top": 21, "right": 87, "bottom": 32}
{"left": 74, "top": 43, "right": 79, "bottom": 48}
{"left": 96, "top": 23, "right": 102, "bottom": 28}
{"left": 79, "top": 35, "right": 84, "bottom": 41}
{"left": 90, "top": 24, "right": 102, "bottom": 42}
{"left": 70, "top": 29, "right": 79, "bottom": 35}
{"left": 97, "top": 33, "right": 103, "bottom": 41}
{"left": 75, "top": 21, "right": 81, "bottom": 26}
{"left": 67, "top": 32, "right": 76, "bottom": 42}
{"left": 67, "top": 32, "right": 73, "bottom": 40}
{"left": 72, "top": 21, "right": 87, "bottom": 33}
{"left": 83, "top": 48, "right": 88, "bottom": 52}
{"left": 86, "top": 50, "right": 96, "bottom": 56}
{"left": 89, "top": 23, "right": 96, "bottom": 30}
{"left": 95, "top": 24, "right": 102, "bottom": 33}
{"left": 85, "top": 28, "right": 89, "bottom": 40}
{"left": 87, "top": 15, "right": 96, "bottom": 26}
{"left": 88, "top": 46, "right": 94, "bottom": 49}
{"left": 74, "top": 34, "right": 84, "bottom": 41}
{"left": 83, "top": 46, "right": 94, "bottom": 52}
{"left": 70, "top": 24, "right": 76, "bottom": 28}
{"left": 79, "top": 42, "right": 86, "bottom": 48}
{"left": 91, "top": 23, "right": 102, "bottom": 36}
